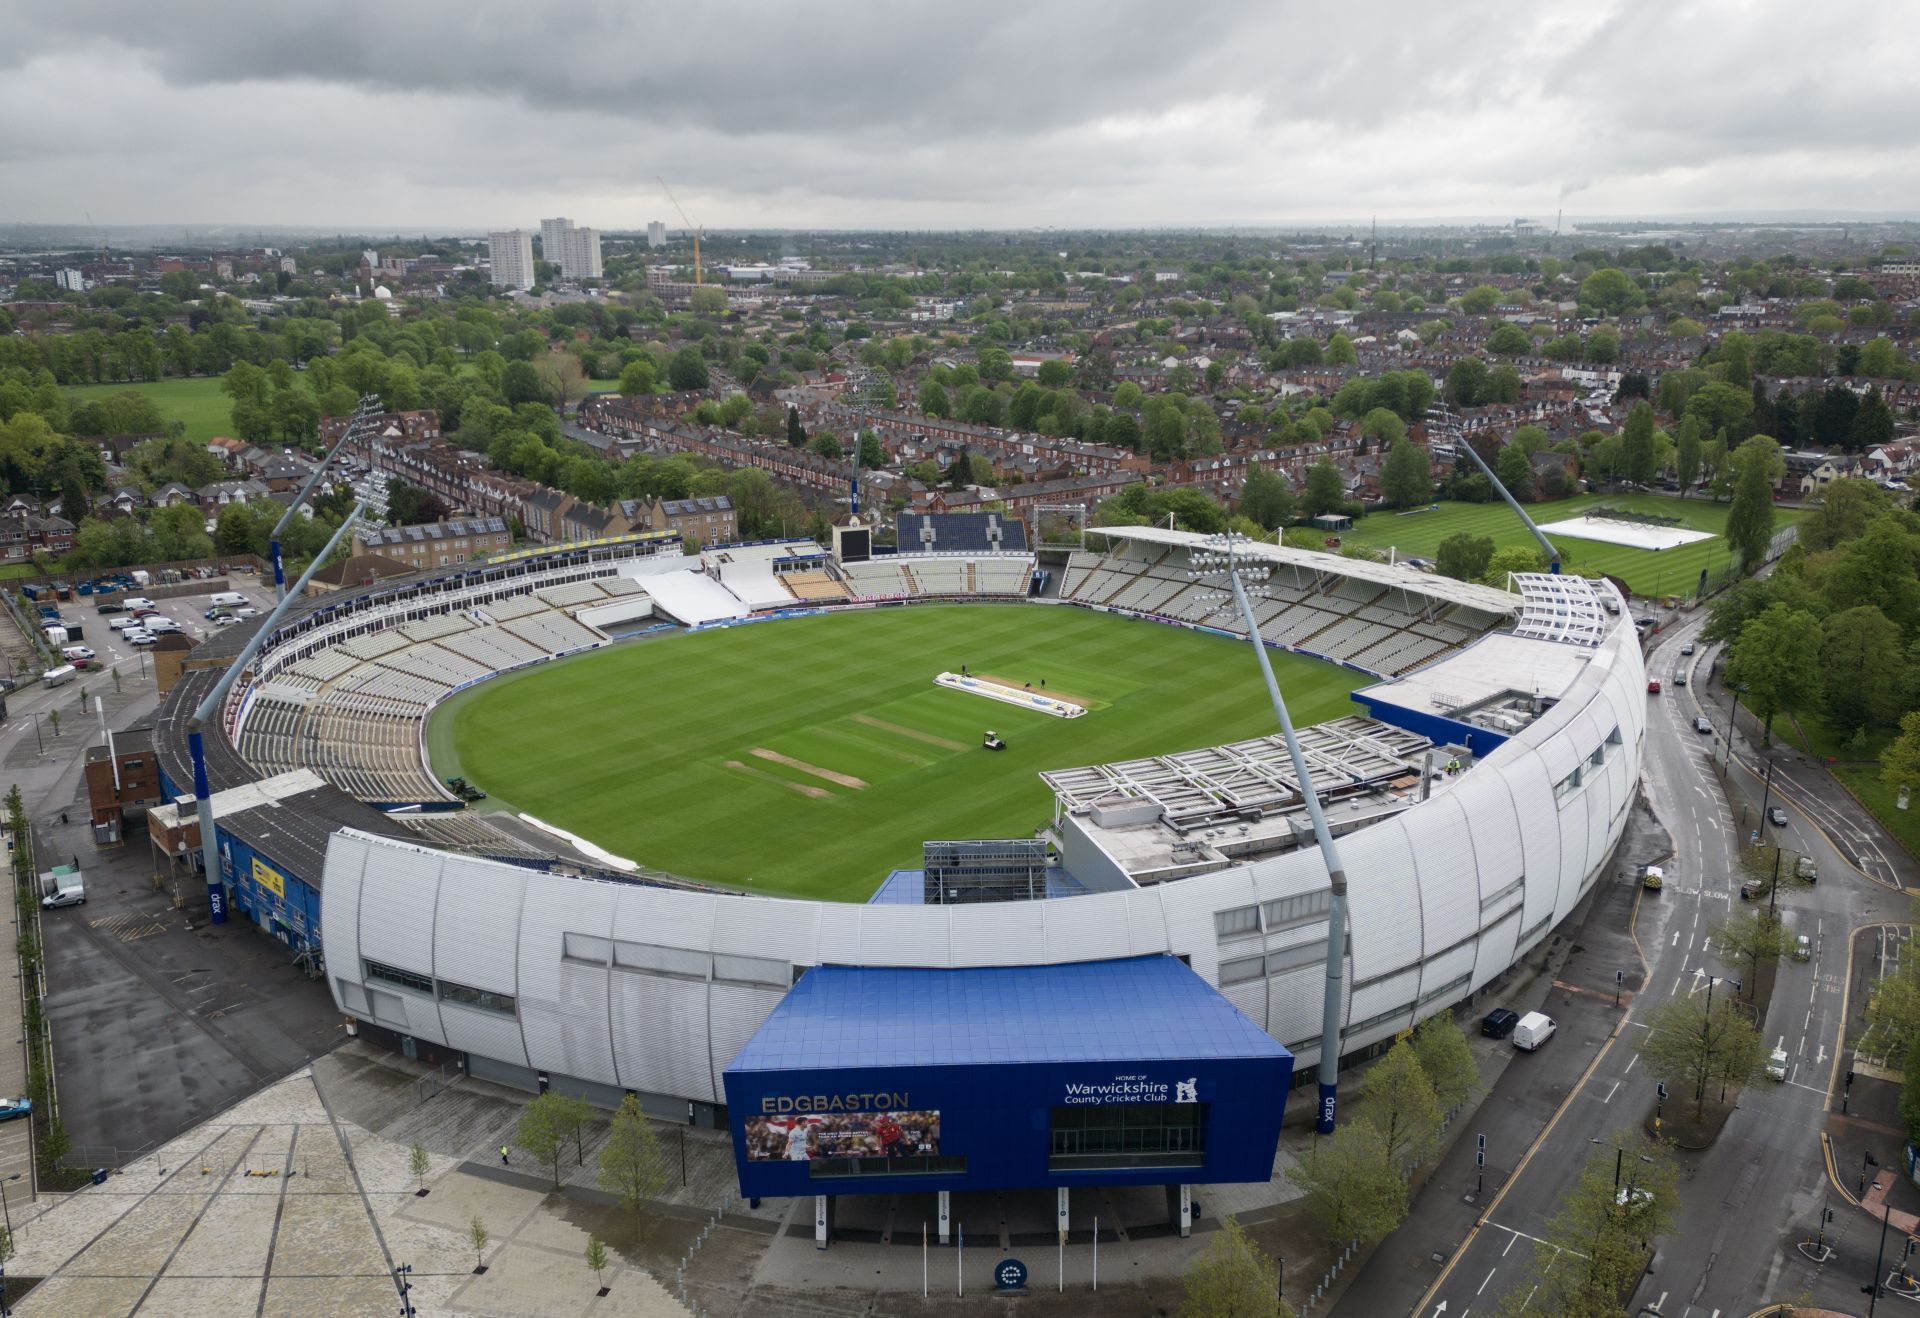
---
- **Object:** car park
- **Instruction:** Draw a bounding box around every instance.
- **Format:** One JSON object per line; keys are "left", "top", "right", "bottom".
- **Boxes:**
{"left": 1694, "top": 716, "right": 1714, "bottom": 734}
{"left": 1480, "top": 1007, "right": 1519, "bottom": 1039}
{"left": 1768, "top": 806, "right": 1788, "bottom": 827}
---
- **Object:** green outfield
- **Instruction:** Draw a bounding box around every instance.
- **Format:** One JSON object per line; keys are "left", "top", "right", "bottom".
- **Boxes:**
{"left": 64, "top": 376, "right": 234, "bottom": 445}
{"left": 1338, "top": 493, "right": 1803, "bottom": 598}
{"left": 429, "top": 605, "right": 1363, "bottom": 900}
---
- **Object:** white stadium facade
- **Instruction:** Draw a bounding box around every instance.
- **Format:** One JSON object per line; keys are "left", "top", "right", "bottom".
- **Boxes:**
{"left": 157, "top": 521, "right": 1646, "bottom": 1149}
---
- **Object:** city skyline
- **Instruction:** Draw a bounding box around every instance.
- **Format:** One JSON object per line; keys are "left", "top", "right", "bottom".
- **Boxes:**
{"left": 4, "top": 1, "right": 1919, "bottom": 230}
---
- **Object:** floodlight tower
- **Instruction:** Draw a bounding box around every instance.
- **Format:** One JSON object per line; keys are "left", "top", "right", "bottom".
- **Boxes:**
{"left": 186, "top": 472, "right": 391, "bottom": 916}
{"left": 1191, "top": 532, "right": 1350, "bottom": 1133}
{"left": 1453, "top": 441, "right": 1562, "bottom": 573}
{"left": 270, "top": 393, "right": 382, "bottom": 600}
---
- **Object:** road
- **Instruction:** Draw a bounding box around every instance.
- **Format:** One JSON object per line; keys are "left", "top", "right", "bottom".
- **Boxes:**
{"left": 1388, "top": 612, "right": 1912, "bottom": 1318}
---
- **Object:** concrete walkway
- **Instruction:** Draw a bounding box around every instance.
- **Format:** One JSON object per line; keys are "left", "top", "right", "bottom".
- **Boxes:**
{"left": 0, "top": 1066, "right": 691, "bottom": 1316}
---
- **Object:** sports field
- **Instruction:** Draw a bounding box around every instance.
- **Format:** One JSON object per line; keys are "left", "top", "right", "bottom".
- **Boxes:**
{"left": 64, "top": 376, "right": 234, "bottom": 445}
{"left": 429, "top": 605, "right": 1362, "bottom": 900}
{"left": 1337, "top": 493, "right": 1803, "bottom": 598}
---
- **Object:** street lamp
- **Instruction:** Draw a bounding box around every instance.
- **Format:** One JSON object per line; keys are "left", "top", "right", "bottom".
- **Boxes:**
{"left": 1192, "top": 532, "right": 1351, "bottom": 1134}
{"left": 1723, "top": 683, "right": 1749, "bottom": 771}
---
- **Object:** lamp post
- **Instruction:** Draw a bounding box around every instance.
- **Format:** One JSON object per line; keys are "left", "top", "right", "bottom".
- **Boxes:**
{"left": 1757, "top": 756, "right": 1776, "bottom": 835}
{"left": 1192, "top": 532, "right": 1351, "bottom": 1133}
{"left": 1723, "top": 683, "right": 1749, "bottom": 771}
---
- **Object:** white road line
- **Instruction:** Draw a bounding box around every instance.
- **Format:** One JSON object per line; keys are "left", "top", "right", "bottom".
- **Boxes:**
{"left": 1478, "top": 1267, "right": 1497, "bottom": 1295}
{"left": 1502, "top": 1232, "right": 1520, "bottom": 1258}
{"left": 1604, "top": 1081, "right": 1619, "bottom": 1104}
{"left": 1624, "top": 1053, "right": 1639, "bottom": 1074}
{"left": 1671, "top": 930, "right": 1679, "bottom": 947}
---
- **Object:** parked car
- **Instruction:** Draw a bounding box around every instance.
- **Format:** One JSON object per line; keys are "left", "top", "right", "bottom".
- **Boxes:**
{"left": 234, "top": 606, "right": 260, "bottom": 618}
{"left": 211, "top": 614, "right": 239, "bottom": 627}
{"left": 109, "top": 615, "right": 140, "bottom": 631}
{"left": 0, "top": 1097, "right": 31, "bottom": 1122}
{"left": 61, "top": 645, "right": 94, "bottom": 662}
{"left": 95, "top": 601, "right": 125, "bottom": 614}
{"left": 0, "top": 677, "right": 14, "bottom": 694}
{"left": 121, "top": 597, "right": 154, "bottom": 610}
{"left": 131, "top": 607, "right": 162, "bottom": 620}
{"left": 142, "top": 616, "right": 181, "bottom": 634}
{"left": 1694, "top": 716, "right": 1714, "bottom": 734}
{"left": 1512, "top": 1012, "right": 1557, "bottom": 1051}
{"left": 1481, "top": 1007, "right": 1520, "bottom": 1039}
{"left": 125, "top": 629, "right": 156, "bottom": 646}
{"left": 1740, "top": 880, "right": 1765, "bottom": 901}
{"left": 1767, "top": 806, "right": 1788, "bottom": 828}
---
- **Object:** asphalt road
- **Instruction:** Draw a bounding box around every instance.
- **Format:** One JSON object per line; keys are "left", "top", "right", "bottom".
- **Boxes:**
{"left": 1381, "top": 611, "right": 1913, "bottom": 1318}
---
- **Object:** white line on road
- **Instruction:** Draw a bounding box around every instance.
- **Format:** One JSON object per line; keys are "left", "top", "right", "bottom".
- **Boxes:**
{"left": 1478, "top": 1267, "right": 1497, "bottom": 1295}
{"left": 1604, "top": 1081, "right": 1619, "bottom": 1104}
{"left": 1624, "top": 1054, "right": 1638, "bottom": 1074}
{"left": 1502, "top": 1232, "right": 1519, "bottom": 1258}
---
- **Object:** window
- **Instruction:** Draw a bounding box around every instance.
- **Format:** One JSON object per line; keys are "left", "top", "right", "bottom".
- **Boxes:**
{"left": 1418, "top": 972, "right": 1471, "bottom": 1007}
{"left": 563, "top": 932, "right": 612, "bottom": 965}
{"left": 1050, "top": 1103, "right": 1207, "bottom": 1171}
{"left": 712, "top": 953, "right": 790, "bottom": 988}
{"left": 1219, "top": 955, "right": 1265, "bottom": 986}
{"left": 1588, "top": 744, "right": 1606, "bottom": 769}
{"left": 1265, "top": 942, "right": 1326, "bottom": 976}
{"left": 612, "top": 940, "right": 709, "bottom": 980}
{"left": 1214, "top": 905, "right": 1260, "bottom": 939}
{"left": 365, "top": 959, "right": 432, "bottom": 995}
{"left": 1479, "top": 876, "right": 1524, "bottom": 912}
{"left": 809, "top": 1154, "right": 966, "bottom": 1180}
{"left": 1263, "top": 891, "right": 1331, "bottom": 932}
{"left": 1553, "top": 767, "right": 1583, "bottom": 800}
{"left": 438, "top": 979, "right": 516, "bottom": 1016}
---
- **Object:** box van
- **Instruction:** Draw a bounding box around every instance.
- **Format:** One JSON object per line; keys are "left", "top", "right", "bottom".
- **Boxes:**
{"left": 1512, "top": 1012, "right": 1557, "bottom": 1051}
{"left": 41, "top": 664, "right": 76, "bottom": 689}
{"left": 209, "top": 591, "right": 247, "bottom": 608}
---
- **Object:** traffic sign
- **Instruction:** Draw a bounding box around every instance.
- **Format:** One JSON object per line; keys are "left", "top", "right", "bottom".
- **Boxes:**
{"left": 995, "top": 1258, "right": 1028, "bottom": 1291}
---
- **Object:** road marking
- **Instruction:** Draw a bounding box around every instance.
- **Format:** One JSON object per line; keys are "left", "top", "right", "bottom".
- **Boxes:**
{"left": 1502, "top": 1232, "right": 1519, "bottom": 1258}
{"left": 1604, "top": 1081, "right": 1619, "bottom": 1104}
{"left": 1477, "top": 1267, "right": 1496, "bottom": 1295}
{"left": 1671, "top": 930, "right": 1679, "bottom": 947}
{"left": 1624, "top": 1053, "right": 1638, "bottom": 1074}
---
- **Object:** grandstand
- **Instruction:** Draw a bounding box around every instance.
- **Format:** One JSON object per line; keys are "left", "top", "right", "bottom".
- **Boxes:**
{"left": 1059, "top": 529, "right": 1517, "bottom": 677}
{"left": 896, "top": 511, "right": 1029, "bottom": 555}
{"left": 837, "top": 553, "right": 1035, "bottom": 602}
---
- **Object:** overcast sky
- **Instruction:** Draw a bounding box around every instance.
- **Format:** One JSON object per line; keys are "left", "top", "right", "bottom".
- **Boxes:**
{"left": 4, "top": 0, "right": 1917, "bottom": 233}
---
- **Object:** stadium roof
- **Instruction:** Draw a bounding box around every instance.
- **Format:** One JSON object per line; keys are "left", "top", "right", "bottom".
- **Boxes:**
{"left": 725, "top": 955, "right": 1288, "bottom": 1073}
{"left": 1087, "top": 526, "right": 1522, "bottom": 614}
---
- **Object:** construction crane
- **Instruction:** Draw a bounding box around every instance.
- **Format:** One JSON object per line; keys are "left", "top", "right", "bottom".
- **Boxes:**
{"left": 656, "top": 177, "right": 703, "bottom": 285}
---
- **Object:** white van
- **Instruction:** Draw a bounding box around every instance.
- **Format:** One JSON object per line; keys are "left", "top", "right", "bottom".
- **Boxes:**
{"left": 143, "top": 616, "right": 181, "bottom": 634}
{"left": 209, "top": 591, "right": 247, "bottom": 608}
{"left": 41, "top": 664, "right": 77, "bottom": 688}
{"left": 1512, "top": 1011, "right": 1557, "bottom": 1051}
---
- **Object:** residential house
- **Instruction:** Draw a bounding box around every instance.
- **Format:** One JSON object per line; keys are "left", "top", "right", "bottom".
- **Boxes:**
{"left": 0, "top": 505, "right": 75, "bottom": 560}
{"left": 651, "top": 495, "right": 736, "bottom": 547}
{"left": 353, "top": 517, "right": 511, "bottom": 571}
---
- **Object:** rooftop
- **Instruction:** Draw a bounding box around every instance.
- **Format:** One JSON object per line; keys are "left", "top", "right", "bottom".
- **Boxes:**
{"left": 725, "top": 955, "right": 1289, "bottom": 1073}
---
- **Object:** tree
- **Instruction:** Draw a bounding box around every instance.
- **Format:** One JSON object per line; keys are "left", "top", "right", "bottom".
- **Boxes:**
{"left": 585, "top": 1234, "right": 609, "bottom": 1291}
{"left": 1480, "top": 544, "right": 1546, "bottom": 586}
{"left": 689, "top": 285, "right": 727, "bottom": 318}
{"left": 809, "top": 433, "right": 842, "bottom": 461}
{"left": 502, "top": 359, "right": 546, "bottom": 406}
{"left": 409, "top": 1141, "right": 430, "bottom": 1193}
{"left": 1684, "top": 381, "right": 1753, "bottom": 439}
{"left": 1880, "top": 710, "right": 1920, "bottom": 796}
{"left": 668, "top": 345, "right": 710, "bottom": 391}
{"left": 599, "top": 1094, "right": 666, "bottom": 1218}
{"left": 1300, "top": 458, "right": 1345, "bottom": 518}
{"left": 1410, "top": 1012, "right": 1479, "bottom": 1113}
{"left": 1674, "top": 416, "right": 1703, "bottom": 494}
{"left": 1179, "top": 1215, "right": 1292, "bottom": 1318}
{"left": 1486, "top": 323, "right": 1530, "bottom": 355}
{"left": 1578, "top": 267, "right": 1643, "bottom": 315}
{"left": 1356, "top": 1039, "right": 1441, "bottom": 1168}
{"left": 1239, "top": 464, "right": 1295, "bottom": 531}
{"left": 1851, "top": 384, "right": 1895, "bottom": 452}
{"left": 917, "top": 378, "right": 951, "bottom": 418}
{"left": 1725, "top": 603, "right": 1822, "bottom": 741}
{"left": 785, "top": 406, "right": 806, "bottom": 448}
{"left": 1822, "top": 515, "right": 1920, "bottom": 632}
{"left": 617, "top": 358, "right": 656, "bottom": 397}
{"left": 1620, "top": 402, "right": 1656, "bottom": 486}
{"left": 1494, "top": 443, "right": 1533, "bottom": 500}
{"left": 1445, "top": 358, "right": 1489, "bottom": 408}
{"left": 1497, "top": 1134, "right": 1678, "bottom": 1318}
{"left": 1435, "top": 531, "right": 1496, "bottom": 582}
{"left": 1723, "top": 441, "right": 1777, "bottom": 571}
{"left": 514, "top": 1092, "right": 572, "bottom": 1188}
{"left": 1286, "top": 1117, "right": 1407, "bottom": 1244}
{"left": 1821, "top": 605, "right": 1904, "bottom": 733}
{"left": 1380, "top": 436, "right": 1433, "bottom": 510}
{"left": 468, "top": 1216, "right": 490, "bottom": 1272}
{"left": 1712, "top": 908, "right": 1793, "bottom": 995}
{"left": 1326, "top": 332, "right": 1357, "bottom": 366}
{"left": 1637, "top": 994, "right": 1764, "bottom": 1120}
{"left": 1361, "top": 407, "right": 1406, "bottom": 448}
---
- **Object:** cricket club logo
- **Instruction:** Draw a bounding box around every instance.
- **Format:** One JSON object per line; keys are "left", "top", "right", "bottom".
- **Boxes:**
{"left": 1175, "top": 1077, "right": 1199, "bottom": 1104}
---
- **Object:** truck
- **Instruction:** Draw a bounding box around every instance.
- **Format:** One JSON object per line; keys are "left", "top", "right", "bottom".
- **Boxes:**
{"left": 129, "top": 569, "right": 151, "bottom": 588}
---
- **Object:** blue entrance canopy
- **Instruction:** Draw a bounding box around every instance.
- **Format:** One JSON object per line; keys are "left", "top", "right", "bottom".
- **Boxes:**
{"left": 726, "top": 954, "right": 1289, "bottom": 1074}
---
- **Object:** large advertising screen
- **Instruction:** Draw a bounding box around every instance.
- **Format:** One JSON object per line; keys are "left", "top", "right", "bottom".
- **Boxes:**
{"left": 744, "top": 1109, "right": 941, "bottom": 1163}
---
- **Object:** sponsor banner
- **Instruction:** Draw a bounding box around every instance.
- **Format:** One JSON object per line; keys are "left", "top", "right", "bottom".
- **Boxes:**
{"left": 744, "top": 1109, "right": 941, "bottom": 1163}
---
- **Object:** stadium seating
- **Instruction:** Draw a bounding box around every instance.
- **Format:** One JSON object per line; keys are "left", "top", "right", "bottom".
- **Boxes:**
{"left": 838, "top": 554, "right": 1036, "bottom": 602}
{"left": 1057, "top": 542, "right": 1512, "bottom": 677}
{"left": 895, "top": 511, "right": 1029, "bottom": 555}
